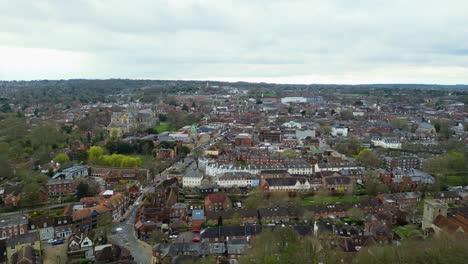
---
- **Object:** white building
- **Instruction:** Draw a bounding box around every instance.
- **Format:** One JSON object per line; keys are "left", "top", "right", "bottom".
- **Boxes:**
{"left": 331, "top": 124, "right": 348, "bottom": 137}
{"left": 182, "top": 171, "right": 204, "bottom": 188}
{"left": 205, "top": 162, "right": 313, "bottom": 177}
{"left": 282, "top": 121, "right": 302, "bottom": 129}
{"left": 216, "top": 172, "right": 259, "bottom": 188}
{"left": 371, "top": 137, "right": 402, "bottom": 149}
{"left": 281, "top": 97, "right": 307, "bottom": 103}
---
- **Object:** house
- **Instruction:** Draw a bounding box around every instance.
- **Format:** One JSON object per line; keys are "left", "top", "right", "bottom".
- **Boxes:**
{"left": 383, "top": 155, "right": 422, "bottom": 170}
{"left": 206, "top": 208, "right": 258, "bottom": 225}
{"left": 68, "top": 232, "right": 93, "bottom": 252}
{"left": 227, "top": 239, "right": 249, "bottom": 260}
{"left": 29, "top": 217, "right": 55, "bottom": 241}
{"left": 261, "top": 177, "right": 312, "bottom": 192}
{"left": 46, "top": 179, "right": 75, "bottom": 198}
{"left": 234, "top": 133, "right": 252, "bottom": 146}
{"left": 416, "top": 122, "right": 436, "bottom": 134}
{"left": 10, "top": 244, "right": 42, "bottom": 264}
{"left": 152, "top": 242, "right": 202, "bottom": 264}
{"left": 52, "top": 165, "right": 88, "bottom": 180}
{"left": 182, "top": 169, "right": 204, "bottom": 188}
{"left": 371, "top": 137, "right": 402, "bottom": 149}
{"left": 204, "top": 194, "right": 232, "bottom": 212}
{"left": 191, "top": 210, "right": 206, "bottom": 228}
{"left": 378, "top": 192, "right": 421, "bottom": 209}
{"left": 0, "top": 214, "right": 28, "bottom": 238}
{"left": 391, "top": 169, "right": 435, "bottom": 185}
{"left": 216, "top": 172, "right": 259, "bottom": 188}
{"left": 170, "top": 203, "right": 188, "bottom": 221}
{"left": 331, "top": 124, "right": 348, "bottom": 137}
{"left": 4, "top": 233, "right": 41, "bottom": 264}
{"left": 322, "top": 175, "right": 353, "bottom": 194}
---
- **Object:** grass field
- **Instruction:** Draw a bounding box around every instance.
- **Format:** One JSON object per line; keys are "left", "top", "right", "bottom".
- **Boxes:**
{"left": 155, "top": 122, "right": 177, "bottom": 133}
{"left": 298, "top": 195, "right": 363, "bottom": 206}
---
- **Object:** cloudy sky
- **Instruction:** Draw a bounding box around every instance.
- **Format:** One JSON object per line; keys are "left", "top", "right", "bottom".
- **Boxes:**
{"left": 1, "top": 0, "right": 468, "bottom": 84}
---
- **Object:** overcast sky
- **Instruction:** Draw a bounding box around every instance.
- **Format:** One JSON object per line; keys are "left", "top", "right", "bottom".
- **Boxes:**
{"left": 1, "top": 0, "right": 468, "bottom": 84}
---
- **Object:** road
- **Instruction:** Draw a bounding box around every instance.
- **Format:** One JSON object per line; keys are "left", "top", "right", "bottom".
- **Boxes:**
{"left": 108, "top": 195, "right": 152, "bottom": 264}
{"left": 108, "top": 155, "right": 195, "bottom": 263}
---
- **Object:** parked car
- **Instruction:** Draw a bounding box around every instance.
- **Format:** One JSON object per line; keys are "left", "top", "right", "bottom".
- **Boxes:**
{"left": 51, "top": 239, "right": 64, "bottom": 246}
{"left": 120, "top": 218, "right": 126, "bottom": 222}
{"left": 192, "top": 237, "right": 200, "bottom": 243}
{"left": 47, "top": 239, "right": 56, "bottom": 244}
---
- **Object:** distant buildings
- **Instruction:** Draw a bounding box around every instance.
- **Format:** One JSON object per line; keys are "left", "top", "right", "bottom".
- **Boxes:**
{"left": 371, "top": 137, "right": 402, "bottom": 149}
{"left": 331, "top": 124, "right": 348, "bottom": 137}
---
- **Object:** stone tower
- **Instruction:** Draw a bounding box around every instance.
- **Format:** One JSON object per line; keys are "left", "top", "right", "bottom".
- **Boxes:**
{"left": 422, "top": 200, "right": 448, "bottom": 230}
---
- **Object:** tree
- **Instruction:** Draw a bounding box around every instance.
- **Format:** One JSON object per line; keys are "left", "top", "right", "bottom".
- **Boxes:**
{"left": 182, "top": 104, "right": 189, "bottom": 112}
{"left": 76, "top": 182, "right": 91, "bottom": 199}
{"left": 192, "top": 147, "right": 204, "bottom": 168}
{"left": 87, "top": 146, "right": 104, "bottom": 164}
{"left": 352, "top": 235, "right": 468, "bottom": 264}
{"left": 232, "top": 212, "right": 240, "bottom": 226}
{"left": 340, "top": 110, "right": 353, "bottom": 120}
{"left": 356, "top": 149, "right": 381, "bottom": 168}
{"left": 54, "top": 153, "right": 70, "bottom": 164}
{"left": 364, "top": 172, "right": 385, "bottom": 196}
{"left": 389, "top": 119, "right": 409, "bottom": 130}
{"left": 244, "top": 189, "right": 263, "bottom": 209}
{"left": 21, "top": 182, "right": 41, "bottom": 207}
{"left": 347, "top": 207, "right": 365, "bottom": 222}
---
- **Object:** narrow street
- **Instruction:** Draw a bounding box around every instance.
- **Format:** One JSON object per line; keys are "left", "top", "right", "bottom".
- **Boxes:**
{"left": 107, "top": 154, "right": 195, "bottom": 263}
{"left": 108, "top": 195, "right": 152, "bottom": 264}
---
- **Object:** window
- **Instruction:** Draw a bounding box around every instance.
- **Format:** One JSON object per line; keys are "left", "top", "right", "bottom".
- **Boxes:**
{"left": 31, "top": 225, "right": 35, "bottom": 230}
{"left": 58, "top": 221, "right": 62, "bottom": 224}
{"left": 20, "top": 228, "right": 24, "bottom": 235}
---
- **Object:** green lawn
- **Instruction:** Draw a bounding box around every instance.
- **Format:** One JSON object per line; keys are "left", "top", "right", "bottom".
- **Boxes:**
{"left": 155, "top": 122, "right": 177, "bottom": 133}
{"left": 298, "top": 195, "right": 362, "bottom": 206}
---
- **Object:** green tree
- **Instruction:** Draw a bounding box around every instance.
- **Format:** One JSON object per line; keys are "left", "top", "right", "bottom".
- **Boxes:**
{"left": 76, "top": 182, "right": 90, "bottom": 199}
{"left": 87, "top": 146, "right": 104, "bottom": 164}
{"left": 232, "top": 212, "right": 240, "bottom": 226}
{"left": 54, "top": 153, "right": 70, "bottom": 164}
{"left": 21, "top": 182, "right": 41, "bottom": 207}
{"left": 356, "top": 149, "right": 381, "bottom": 168}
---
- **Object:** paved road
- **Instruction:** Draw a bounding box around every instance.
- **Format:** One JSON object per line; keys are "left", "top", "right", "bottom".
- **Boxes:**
{"left": 108, "top": 195, "right": 151, "bottom": 264}
{"left": 108, "top": 157, "right": 194, "bottom": 263}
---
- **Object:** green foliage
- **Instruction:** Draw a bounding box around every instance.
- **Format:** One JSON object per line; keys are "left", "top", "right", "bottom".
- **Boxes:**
{"left": 356, "top": 149, "right": 381, "bottom": 168}
{"left": 422, "top": 151, "right": 467, "bottom": 176}
{"left": 20, "top": 182, "right": 41, "bottom": 207}
{"left": 54, "top": 153, "right": 70, "bottom": 164}
{"left": 335, "top": 136, "right": 363, "bottom": 156}
{"left": 87, "top": 146, "right": 144, "bottom": 167}
{"left": 389, "top": 118, "right": 409, "bottom": 130}
{"left": 239, "top": 227, "right": 342, "bottom": 264}
{"left": 87, "top": 146, "right": 104, "bottom": 164}
{"left": 353, "top": 235, "right": 468, "bottom": 264}
{"left": 76, "top": 182, "right": 91, "bottom": 199}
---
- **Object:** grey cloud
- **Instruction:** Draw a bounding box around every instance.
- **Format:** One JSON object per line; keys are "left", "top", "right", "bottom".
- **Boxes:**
{"left": 1, "top": 0, "right": 468, "bottom": 83}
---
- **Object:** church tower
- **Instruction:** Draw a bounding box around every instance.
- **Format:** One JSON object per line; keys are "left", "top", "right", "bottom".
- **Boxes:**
{"left": 422, "top": 200, "right": 448, "bottom": 230}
